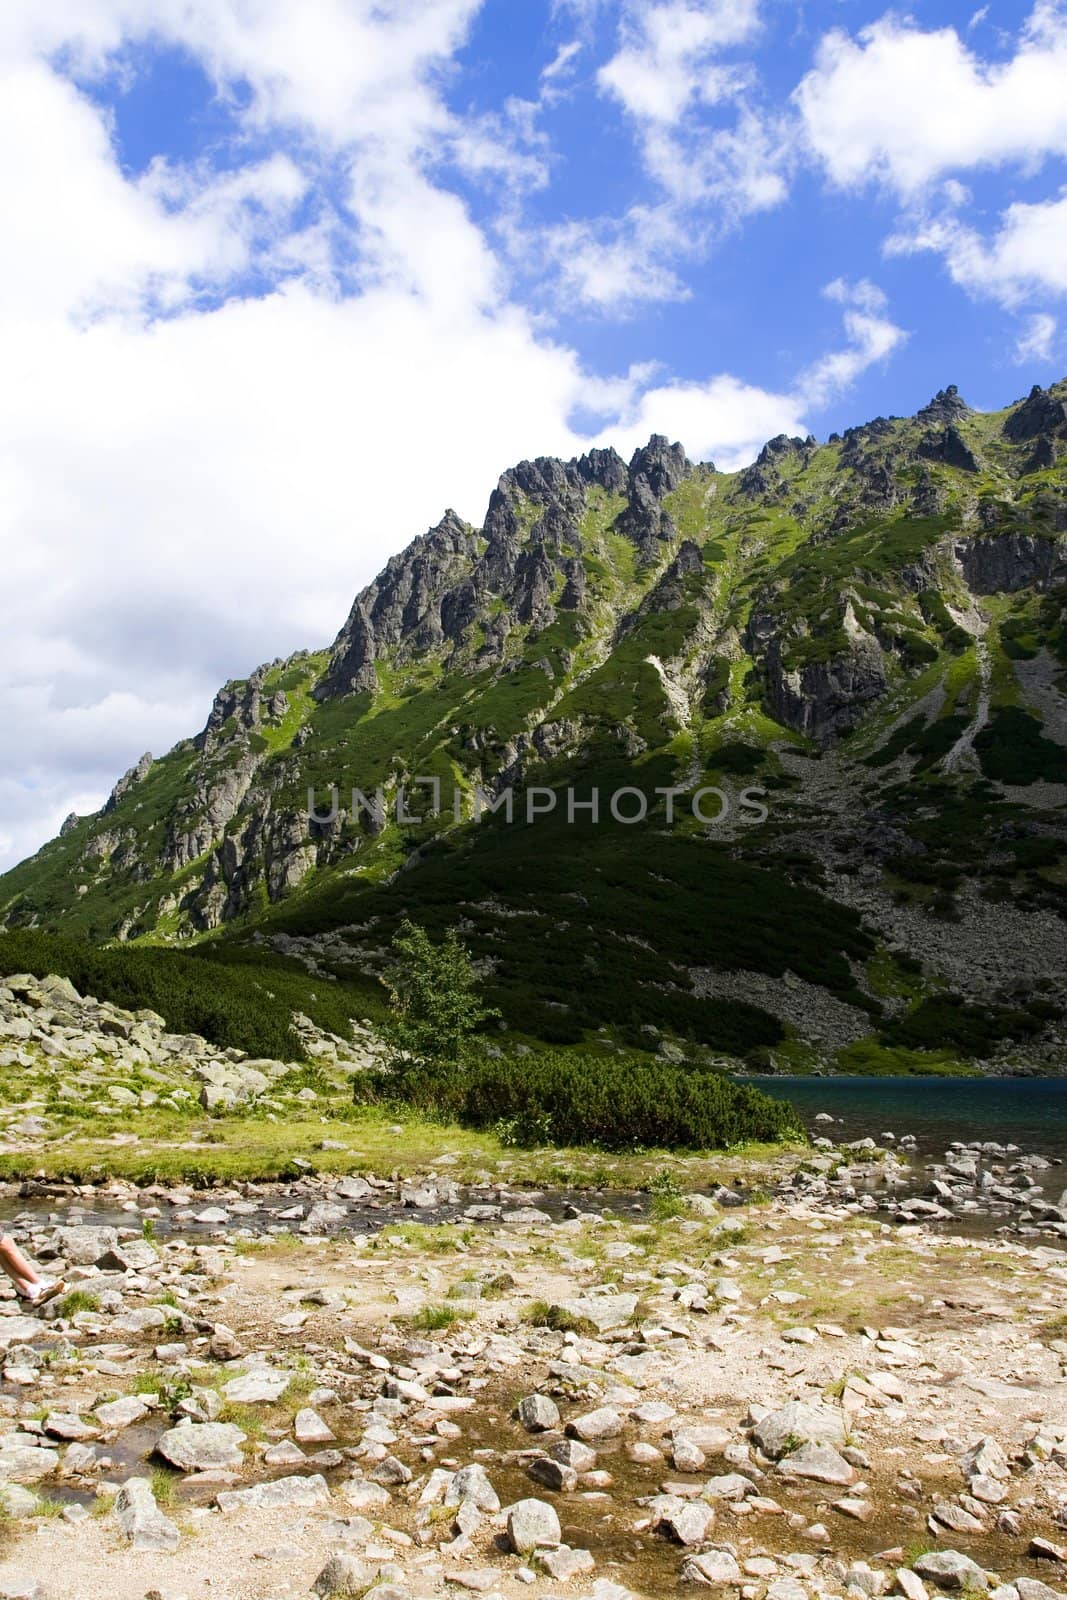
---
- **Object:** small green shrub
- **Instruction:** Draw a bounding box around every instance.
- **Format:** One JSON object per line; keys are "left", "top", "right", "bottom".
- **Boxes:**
{"left": 357, "top": 1048, "right": 801, "bottom": 1152}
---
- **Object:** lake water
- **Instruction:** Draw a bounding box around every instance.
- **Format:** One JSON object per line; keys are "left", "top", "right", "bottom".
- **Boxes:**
{"left": 742, "top": 1075, "right": 1067, "bottom": 1166}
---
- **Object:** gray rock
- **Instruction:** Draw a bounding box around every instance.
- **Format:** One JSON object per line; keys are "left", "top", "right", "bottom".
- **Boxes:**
{"left": 224, "top": 1369, "right": 289, "bottom": 1404}
{"left": 550, "top": 1438, "right": 597, "bottom": 1473}
{"left": 155, "top": 1421, "right": 246, "bottom": 1472}
{"left": 451, "top": 1463, "right": 500, "bottom": 1511}
{"left": 528, "top": 1456, "right": 577, "bottom": 1493}
{"left": 539, "top": 1546, "right": 596, "bottom": 1581}
{"left": 682, "top": 1550, "right": 743, "bottom": 1585}
{"left": 778, "top": 1441, "right": 856, "bottom": 1485}
{"left": 914, "top": 1552, "right": 990, "bottom": 1591}
{"left": 312, "top": 1553, "right": 376, "bottom": 1598}
{"left": 567, "top": 1406, "right": 624, "bottom": 1442}
{"left": 0, "top": 1441, "right": 60, "bottom": 1483}
{"left": 94, "top": 1396, "right": 151, "bottom": 1433}
{"left": 294, "top": 1407, "right": 335, "bottom": 1444}
{"left": 216, "top": 1474, "right": 331, "bottom": 1513}
{"left": 656, "top": 1498, "right": 715, "bottom": 1545}
{"left": 751, "top": 1400, "right": 845, "bottom": 1459}
{"left": 507, "top": 1497, "right": 562, "bottom": 1552}
{"left": 517, "top": 1393, "right": 560, "bottom": 1432}
{"left": 54, "top": 1225, "right": 119, "bottom": 1265}
{"left": 114, "top": 1476, "right": 181, "bottom": 1552}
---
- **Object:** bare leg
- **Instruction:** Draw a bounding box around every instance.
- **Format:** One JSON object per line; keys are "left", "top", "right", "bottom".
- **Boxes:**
{"left": 0, "top": 1235, "right": 39, "bottom": 1297}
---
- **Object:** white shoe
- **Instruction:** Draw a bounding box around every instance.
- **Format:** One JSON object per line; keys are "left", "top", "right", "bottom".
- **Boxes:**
{"left": 24, "top": 1278, "right": 65, "bottom": 1307}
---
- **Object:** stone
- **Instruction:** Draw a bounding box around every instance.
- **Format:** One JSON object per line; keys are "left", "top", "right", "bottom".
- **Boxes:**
{"left": 94, "top": 1396, "right": 151, "bottom": 1432}
{"left": 960, "top": 1437, "right": 1010, "bottom": 1481}
{"left": 0, "top": 1318, "right": 49, "bottom": 1349}
{"left": 223, "top": 1369, "right": 289, "bottom": 1404}
{"left": 294, "top": 1408, "right": 335, "bottom": 1444}
{"left": 934, "top": 1500, "right": 986, "bottom": 1534}
{"left": 779, "top": 1442, "right": 856, "bottom": 1485}
{"left": 895, "top": 1571, "right": 929, "bottom": 1600}
{"left": 913, "top": 1552, "right": 990, "bottom": 1591}
{"left": 835, "top": 1497, "right": 875, "bottom": 1522}
{"left": 517, "top": 1393, "right": 560, "bottom": 1433}
{"left": 507, "top": 1498, "right": 562, "bottom": 1553}
{"left": 312, "top": 1554, "right": 376, "bottom": 1598}
{"left": 657, "top": 1500, "right": 715, "bottom": 1546}
{"left": 451, "top": 1463, "right": 500, "bottom": 1511}
{"left": 55, "top": 1225, "right": 119, "bottom": 1265}
{"left": 1030, "top": 1541, "right": 1067, "bottom": 1565}
{"left": 557, "top": 1293, "right": 638, "bottom": 1332}
{"left": 528, "top": 1457, "right": 577, "bottom": 1493}
{"left": 114, "top": 1476, "right": 181, "bottom": 1553}
{"left": 263, "top": 1440, "right": 306, "bottom": 1466}
{"left": 672, "top": 1436, "right": 707, "bottom": 1472}
{"left": 155, "top": 1421, "right": 246, "bottom": 1472}
{"left": 216, "top": 1474, "right": 331, "bottom": 1513}
{"left": 682, "top": 1550, "right": 743, "bottom": 1585}
{"left": 751, "top": 1401, "right": 845, "bottom": 1459}
{"left": 702, "top": 1473, "right": 755, "bottom": 1500}
{"left": 539, "top": 1546, "right": 596, "bottom": 1581}
{"left": 43, "top": 1413, "right": 98, "bottom": 1442}
{"left": 567, "top": 1407, "right": 624, "bottom": 1443}
{"left": 0, "top": 1442, "right": 60, "bottom": 1483}
{"left": 550, "top": 1438, "right": 597, "bottom": 1473}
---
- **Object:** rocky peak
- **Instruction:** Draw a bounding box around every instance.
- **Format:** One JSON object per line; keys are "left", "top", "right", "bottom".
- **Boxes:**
{"left": 756, "top": 434, "right": 808, "bottom": 467}
{"left": 1004, "top": 383, "right": 1067, "bottom": 443}
{"left": 618, "top": 435, "right": 691, "bottom": 557}
{"left": 917, "top": 385, "right": 971, "bottom": 426}
{"left": 103, "top": 752, "right": 153, "bottom": 814}
{"left": 628, "top": 435, "right": 689, "bottom": 498}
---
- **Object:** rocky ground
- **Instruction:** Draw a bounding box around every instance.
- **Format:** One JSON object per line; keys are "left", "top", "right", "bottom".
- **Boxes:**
{"left": 0, "top": 973, "right": 1065, "bottom": 1600}
{"left": 0, "top": 1150, "right": 1065, "bottom": 1600}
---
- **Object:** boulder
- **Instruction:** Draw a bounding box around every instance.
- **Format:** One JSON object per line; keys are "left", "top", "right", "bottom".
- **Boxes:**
{"left": 913, "top": 1552, "right": 989, "bottom": 1592}
{"left": 114, "top": 1477, "right": 180, "bottom": 1552}
{"left": 155, "top": 1421, "right": 245, "bottom": 1472}
{"left": 507, "top": 1498, "right": 562, "bottom": 1553}
{"left": 751, "top": 1401, "right": 845, "bottom": 1459}
{"left": 216, "top": 1474, "right": 330, "bottom": 1513}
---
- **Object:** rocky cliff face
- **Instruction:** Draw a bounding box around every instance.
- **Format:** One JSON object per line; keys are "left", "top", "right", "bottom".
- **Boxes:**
{"left": 3, "top": 379, "right": 1067, "bottom": 1068}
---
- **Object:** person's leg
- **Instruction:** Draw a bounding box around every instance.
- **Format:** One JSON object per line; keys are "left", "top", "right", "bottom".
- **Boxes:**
{"left": 0, "top": 1236, "right": 64, "bottom": 1304}
{"left": 0, "top": 1235, "right": 39, "bottom": 1296}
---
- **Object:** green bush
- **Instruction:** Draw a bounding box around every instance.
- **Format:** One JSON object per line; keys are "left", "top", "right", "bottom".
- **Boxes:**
{"left": 880, "top": 994, "right": 1056, "bottom": 1059}
{"left": 975, "top": 708, "right": 1067, "bottom": 785}
{"left": 356, "top": 1049, "right": 802, "bottom": 1152}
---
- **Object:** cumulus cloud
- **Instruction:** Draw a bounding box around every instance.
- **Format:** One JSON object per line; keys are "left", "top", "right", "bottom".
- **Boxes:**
{"left": 796, "top": 1, "right": 1067, "bottom": 194}
{"left": 599, "top": 0, "right": 761, "bottom": 125}
{"left": 888, "top": 190, "right": 1067, "bottom": 308}
{"left": 598, "top": 278, "right": 906, "bottom": 468}
{"left": 798, "top": 279, "right": 908, "bottom": 409}
{"left": 1015, "top": 312, "right": 1059, "bottom": 363}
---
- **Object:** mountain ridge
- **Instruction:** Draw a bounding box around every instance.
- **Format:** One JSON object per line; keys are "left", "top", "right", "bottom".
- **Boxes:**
{"left": 4, "top": 377, "right": 1067, "bottom": 1075}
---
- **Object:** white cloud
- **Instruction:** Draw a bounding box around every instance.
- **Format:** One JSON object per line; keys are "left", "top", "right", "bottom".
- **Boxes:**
{"left": 599, "top": 0, "right": 761, "bottom": 125}
{"left": 887, "top": 189, "right": 1067, "bottom": 307}
{"left": 798, "top": 280, "right": 908, "bottom": 410}
{"left": 797, "top": 2, "right": 1067, "bottom": 194}
{"left": 597, "top": 279, "right": 907, "bottom": 468}
{"left": 1015, "top": 312, "right": 1059, "bottom": 362}
{"left": 600, "top": 372, "right": 806, "bottom": 471}
{"left": 539, "top": 206, "right": 690, "bottom": 311}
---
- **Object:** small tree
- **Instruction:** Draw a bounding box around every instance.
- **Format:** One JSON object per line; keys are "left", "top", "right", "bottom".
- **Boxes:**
{"left": 381, "top": 919, "right": 497, "bottom": 1081}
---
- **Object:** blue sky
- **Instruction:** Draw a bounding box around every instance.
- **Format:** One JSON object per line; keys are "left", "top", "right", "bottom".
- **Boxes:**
{"left": 2, "top": 0, "right": 1066, "bottom": 870}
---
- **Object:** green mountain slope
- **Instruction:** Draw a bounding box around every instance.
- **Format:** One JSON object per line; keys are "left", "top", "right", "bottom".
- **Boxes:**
{"left": 4, "top": 380, "right": 1067, "bottom": 1074}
